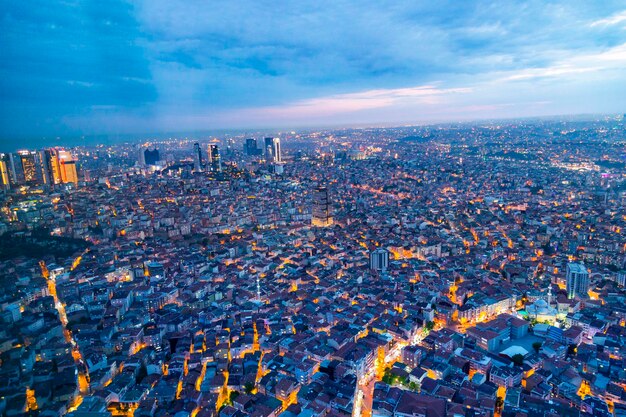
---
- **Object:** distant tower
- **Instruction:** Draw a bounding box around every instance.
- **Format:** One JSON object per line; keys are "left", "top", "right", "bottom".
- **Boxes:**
{"left": 0, "top": 154, "right": 11, "bottom": 190}
{"left": 370, "top": 248, "right": 389, "bottom": 272}
{"left": 566, "top": 262, "right": 589, "bottom": 299}
{"left": 208, "top": 144, "right": 221, "bottom": 172}
{"left": 41, "top": 148, "right": 78, "bottom": 185}
{"left": 312, "top": 186, "right": 333, "bottom": 227}
{"left": 272, "top": 138, "right": 281, "bottom": 163}
{"left": 18, "top": 151, "right": 39, "bottom": 184}
{"left": 138, "top": 147, "right": 146, "bottom": 166}
{"left": 264, "top": 137, "right": 273, "bottom": 161}
{"left": 226, "top": 138, "right": 235, "bottom": 155}
{"left": 245, "top": 138, "right": 258, "bottom": 156}
{"left": 193, "top": 142, "right": 203, "bottom": 172}
{"left": 144, "top": 148, "right": 160, "bottom": 166}
{"left": 57, "top": 149, "right": 78, "bottom": 184}
{"left": 264, "top": 137, "right": 281, "bottom": 163}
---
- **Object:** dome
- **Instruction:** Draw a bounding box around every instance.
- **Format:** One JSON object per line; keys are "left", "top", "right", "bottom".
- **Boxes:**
{"left": 535, "top": 299, "right": 548, "bottom": 308}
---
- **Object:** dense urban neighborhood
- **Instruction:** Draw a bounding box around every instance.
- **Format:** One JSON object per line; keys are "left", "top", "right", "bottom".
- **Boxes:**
{"left": 1, "top": 117, "right": 626, "bottom": 417}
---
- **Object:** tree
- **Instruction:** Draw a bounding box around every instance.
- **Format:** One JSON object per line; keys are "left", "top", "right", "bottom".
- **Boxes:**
{"left": 408, "top": 381, "right": 420, "bottom": 392}
{"left": 532, "top": 342, "right": 542, "bottom": 353}
{"left": 567, "top": 344, "right": 577, "bottom": 356}
{"left": 244, "top": 382, "right": 255, "bottom": 394}
{"left": 495, "top": 396, "right": 504, "bottom": 410}
{"left": 511, "top": 354, "right": 524, "bottom": 366}
{"left": 425, "top": 321, "right": 435, "bottom": 331}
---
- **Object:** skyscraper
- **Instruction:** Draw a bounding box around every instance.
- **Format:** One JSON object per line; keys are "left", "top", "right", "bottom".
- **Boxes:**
{"left": 57, "top": 150, "right": 78, "bottom": 184}
{"left": 566, "top": 262, "right": 589, "bottom": 299}
{"left": 226, "top": 138, "right": 235, "bottom": 155}
{"left": 245, "top": 138, "right": 260, "bottom": 156}
{"left": 208, "top": 145, "right": 221, "bottom": 172}
{"left": 0, "top": 154, "right": 12, "bottom": 190}
{"left": 41, "top": 148, "right": 79, "bottom": 185}
{"left": 144, "top": 148, "right": 160, "bottom": 166}
{"left": 18, "top": 151, "right": 39, "bottom": 183}
{"left": 264, "top": 137, "right": 273, "bottom": 161}
{"left": 312, "top": 186, "right": 333, "bottom": 227}
{"left": 193, "top": 142, "right": 203, "bottom": 172}
{"left": 370, "top": 248, "right": 389, "bottom": 272}
{"left": 264, "top": 137, "right": 281, "bottom": 163}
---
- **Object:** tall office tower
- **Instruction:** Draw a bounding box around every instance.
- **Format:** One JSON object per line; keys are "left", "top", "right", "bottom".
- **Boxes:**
{"left": 243, "top": 138, "right": 256, "bottom": 156}
{"left": 226, "top": 138, "right": 235, "bottom": 155}
{"left": 566, "top": 262, "right": 589, "bottom": 299}
{"left": 57, "top": 149, "right": 78, "bottom": 184}
{"left": 264, "top": 137, "right": 281, "bottom": 162}
{"left": 138, "top": 147, "right": 146, "bottom": 166}
{"left": 18, "top": 151, "right": 35, "bottom": 183}
{"left": 370, "top": 248, "right": 389, "bottom": 272}
{"left": 0, "top": 154, "right": 12, "bottom": 190}
{"left": 42, "top": 148, "right": 78, "bottom": 185}
{"left": 245, "top": 138, "right": 258, "bottom": 156}
{"left": 8, "top": 153, "right": 21, "bottom": 184}
{"left": 193, "top": 142, "right": 203, "bottom": 172}
{"left": 272, "top": 138, "right": 281, "bottom": 162}
{"left": 208, "top": 144, "right": 221, "bottom": 172}
{"left": 39, "top": 150, "right": 52, "bottom": 185}
{"left": 273, "top": 138, "right": 281, "bottom": 162}
{"left": 19, "top": 151, "right": 41, "bottom": 184}
{"left": 144, "top": 148, "right": 160, "bottom": 166}
{"left": 264, "top": 137, "right": 274, "bottom": 161}
{"left": 312, "top": 186, "right": 333, "bottom": 227}
{"left": 41, "top": 149, "right": 57, "bottom": 185}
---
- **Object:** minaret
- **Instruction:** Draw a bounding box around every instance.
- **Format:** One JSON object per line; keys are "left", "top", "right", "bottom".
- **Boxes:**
{"left": 256, "top": 274, "right": 261, "bottom": 302}
{"left": 547, "top": 285, "right": 552, "bottom": 306}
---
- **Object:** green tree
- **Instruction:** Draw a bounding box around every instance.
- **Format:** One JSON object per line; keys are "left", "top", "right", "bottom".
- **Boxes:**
{"left": 495, "top": 396, "right": 504, "bottom": 410}
{"left": 244, "top": 382, "right": 255, "bottom": 394}
{"left": 532, "top": 342, "right": 542, "bottom": 353}
{"left": 408, "top": 381, "right": 420, "bottom": 392}
{"left": 567, "top": 344, "right": 577, "bottom": 356}
{"left": 511, "top": 354, "right": 524, "bottom": 366}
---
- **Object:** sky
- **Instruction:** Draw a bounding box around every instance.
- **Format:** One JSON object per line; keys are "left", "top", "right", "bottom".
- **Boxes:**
{"left": 1, "top": 1, "right": 626, "bottom": 147}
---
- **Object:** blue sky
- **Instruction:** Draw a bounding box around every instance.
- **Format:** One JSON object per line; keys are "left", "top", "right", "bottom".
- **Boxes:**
{"left": 1, "top": 1, "right": 626, "bottom": 145}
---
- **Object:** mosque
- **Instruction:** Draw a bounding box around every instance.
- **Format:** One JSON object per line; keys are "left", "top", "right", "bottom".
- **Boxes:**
{"left": 525, "top": 285, "right": 559, "bottom": 324}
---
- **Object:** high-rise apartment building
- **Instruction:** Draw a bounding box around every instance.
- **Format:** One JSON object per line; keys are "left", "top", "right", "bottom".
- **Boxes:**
{"left": 370, "top": 248, "right": 389, "bottom": 272}
{"left": 566, "top": 262, "right": 589, "bottom": 299}
{"left": 312, "top": 186, "right": 333, "bottom": 227}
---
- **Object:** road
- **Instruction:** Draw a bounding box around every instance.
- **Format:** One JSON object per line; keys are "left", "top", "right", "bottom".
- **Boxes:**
{"left": 354, "top": 339, "right": 410, "bottom": 417}
{"left": 43, "top": 257, "right": 90, "bottom": 412}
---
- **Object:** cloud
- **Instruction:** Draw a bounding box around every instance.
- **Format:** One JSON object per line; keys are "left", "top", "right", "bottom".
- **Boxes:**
{"left": 590, "top": 10, "right": 626, "bottom": 27}
{"left": 245, "top": 85, "right": 473, "bottom": 119}
{"left": 2, "top": 0, "right": 626, "bottom": 141}
{"left": 495, "top": 43, "right": 626, "bottom": 82}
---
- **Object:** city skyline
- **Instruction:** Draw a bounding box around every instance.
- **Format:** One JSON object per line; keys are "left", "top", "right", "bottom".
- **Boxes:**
{"left": 2, "top": 1, "right": 626, "bottom": 147}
